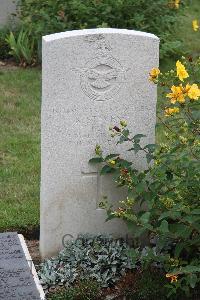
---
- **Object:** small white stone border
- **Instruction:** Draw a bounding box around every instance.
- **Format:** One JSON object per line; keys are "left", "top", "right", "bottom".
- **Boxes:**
{"left": 18, "top": 234, "right": 45, "bottom": 300}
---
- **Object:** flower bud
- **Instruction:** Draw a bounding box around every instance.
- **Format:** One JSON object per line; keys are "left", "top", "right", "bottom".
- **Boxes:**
{"left": 120, "top": 120, "right": 127, "bottom": 127}
{"left": 113, "top": 126, "right": 121, "bottom": 132}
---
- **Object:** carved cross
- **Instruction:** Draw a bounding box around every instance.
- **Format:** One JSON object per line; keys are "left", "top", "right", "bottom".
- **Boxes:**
{"left": 81, "top": 170, "right": 103, "bottom": 208}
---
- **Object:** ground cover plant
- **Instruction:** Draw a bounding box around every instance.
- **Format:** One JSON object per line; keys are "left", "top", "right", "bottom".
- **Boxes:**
{"left": 38, "top": 234, "right": 133, "bottom": 288}
{"left": 90, "top": 57, "right": 200, "bottom": 298}
{"left": 16, "top": 0, "right": 186, "bottom": 60}
{"left": 39, "top": 235, "right": 169, "bottom": 299}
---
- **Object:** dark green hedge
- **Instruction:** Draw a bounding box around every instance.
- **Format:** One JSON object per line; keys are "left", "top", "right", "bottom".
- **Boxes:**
{"left": 17, "top": 0, "right": 186, "bottom": 59}
{"left": 0, "top": 27, "right": 12, "bottom": 60}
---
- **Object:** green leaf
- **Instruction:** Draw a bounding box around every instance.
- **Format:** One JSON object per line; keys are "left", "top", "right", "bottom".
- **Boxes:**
{"left": 146, "top": 153, "right": 153, "bottom": 163}
{"left": 135, "top": 182, "right": 146, "bottom": 193}
{"left": 191, "top": 209, "right": 200, "bottom": 215}
{"left": 133, "top": 143, "right": 141, "bottom": 154}
{"left": 191, "top": 110, "right": 200, "bottom": 120}
{"left": 126, "top": 222, "right": 146, "bottom": 237}
{"left": 133, "top": 134, "right": 146, "bottom": 143}
{"left": 158, "top": 211, "right": 181, "bottom": 221}
{"left": 117, "top": 135, "right": 128, "bottom": 144}
{"left": 100, "top": 165, "right": 115, "bottom": 175}
{"left": 176, "top": 265, "right": 200, "bottom": 274}
{"left": 144, "top": 144, "right": 156, "bottom": 153}
{"left": 89, "top": 157, "right": 103, "bottom": 163}
{"left": 119, "top": 159, "right": 132, "bottom": 168}
{"left": 183, "top": 215, "right": 200, "bottom": 224}
{"left": 158, "top": 220, "right": 169, "bottom": 233}
{"left": 189, "top": 274, "right": 198, "bottom": 289}
{"left": 122, "top": 129, "right": 129, "bottom": 137}
{"left": 139, "top": 212, "right": 150, "bottom": 224}
{"left": 174, "top": 242, "right": 185, "bottom": 258}
{"left": 169, "top": 224, "right": 192, "bottom": 238}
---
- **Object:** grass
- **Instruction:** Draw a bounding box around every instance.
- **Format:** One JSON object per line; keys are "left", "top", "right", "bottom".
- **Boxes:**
{"left": 0, "top": 0, "right": 199, "bottom": 231}
{"left": 0, "top": 68, "right": 41, "bottom": 230}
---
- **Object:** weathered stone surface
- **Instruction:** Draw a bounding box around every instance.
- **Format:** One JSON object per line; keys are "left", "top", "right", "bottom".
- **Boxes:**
{"left": 40, "top": 28, "right": 159, "bottom": 258}
{"left": 0, "top": 0, "right": 18, "bottom": 27}
{"left": 0, "top": 232, "right": 41, "bottom": 300}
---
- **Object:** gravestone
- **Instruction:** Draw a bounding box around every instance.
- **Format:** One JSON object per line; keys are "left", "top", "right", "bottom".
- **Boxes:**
{"left": 40, "top": 28, "right": 159, "bottom": 258}
{"left": 0, "top": 0, "right": 18, "bottom": 27}
{"left": 0, "top": 232, "right": 44, "bottom": 300}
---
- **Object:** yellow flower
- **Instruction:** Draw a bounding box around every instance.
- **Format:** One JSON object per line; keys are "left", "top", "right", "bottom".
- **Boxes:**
{"left": 166, "top": 273, "right": 178, "bottom": 283}
{"left": 192, "top": 20, "right": 199, "bottom": 31}
{"left": 108, "top": 159, "right": 116, "bottom": 165}
{"left": 187, "top": 84, "right": 200, "bottom": 100}
{"left": 166, "top": 85, "right": 185, "bottom": 103}
{"left": 149, "top": 67, "right": 160, "bottom": 82}
{"left": 181, "top": 83, "right": 191, "bottom": 94}
{"left": 176, "top": 60, "right": 189, "bottom": 82}
{"left": 175, "top": 0, "right": 180, "bottom": 9}
{"left": 165, "top": 107, "right": 180, "bottom": 117}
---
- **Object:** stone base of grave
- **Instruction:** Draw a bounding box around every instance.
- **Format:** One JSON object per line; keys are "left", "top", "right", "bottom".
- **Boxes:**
{"left": 0, "top": 232, "right": 45, "bottom": 300}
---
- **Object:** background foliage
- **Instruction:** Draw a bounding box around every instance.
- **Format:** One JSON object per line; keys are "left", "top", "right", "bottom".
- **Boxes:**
{"left": 16, "top": 0, "right": 186, "bottom": 60}
{"left": 0, "top": 27, "right": 12, "bottom": 60}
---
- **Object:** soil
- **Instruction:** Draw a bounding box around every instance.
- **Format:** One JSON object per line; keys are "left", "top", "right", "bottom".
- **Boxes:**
{"left": 0, "top": 59, "right": 19, "bottom": 70}
{"left": 26, "top": 239, "right": 41, "bottom": 265}
{"left": 0, "top": 59, "right": 41, "bottom": 70}
{"left": 0, "top": 226, "right": 40, "bottom": 240}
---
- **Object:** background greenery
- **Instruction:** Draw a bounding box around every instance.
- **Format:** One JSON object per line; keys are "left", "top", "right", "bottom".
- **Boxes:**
{"left": 17, "top": 0, "right": 186, "bottom": 60}
{"left": 0, "top": 0, "right": 199, "bottom": 230}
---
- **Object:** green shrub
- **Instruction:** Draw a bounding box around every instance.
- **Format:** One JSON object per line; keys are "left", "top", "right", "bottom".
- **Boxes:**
{"left": 38, "top": 234, "right": 133, "bottom": 288}
{"left": 5, "top": 28, "right": 36, "bottom": 66}
{"left": 90, "top": 57, "right": 200, "bottom": 298}
{"left": 0, "top": 27, "right": 11, "bottom": 60}
{"left": 17, "top": 0, "right": 186, "bottom": 60}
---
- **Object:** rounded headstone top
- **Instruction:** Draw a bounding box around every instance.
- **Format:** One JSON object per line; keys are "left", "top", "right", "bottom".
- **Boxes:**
{"left": 43, "top": 28, "right": 159, "bottom": 42}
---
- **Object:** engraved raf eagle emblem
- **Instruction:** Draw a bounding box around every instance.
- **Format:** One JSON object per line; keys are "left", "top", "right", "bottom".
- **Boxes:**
{"left": 72, "top": 34, "right": 128, "bottom": 101}
{"left": 87, "top": 68, "right": 118, "bottom": 89}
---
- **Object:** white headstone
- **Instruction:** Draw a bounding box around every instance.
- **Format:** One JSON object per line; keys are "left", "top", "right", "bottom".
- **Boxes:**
{"left": 40, "top": 28, "right": 159, "bottom": 258}
{"left": 0, "top": 0, "right": 18, "bottom": 27}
